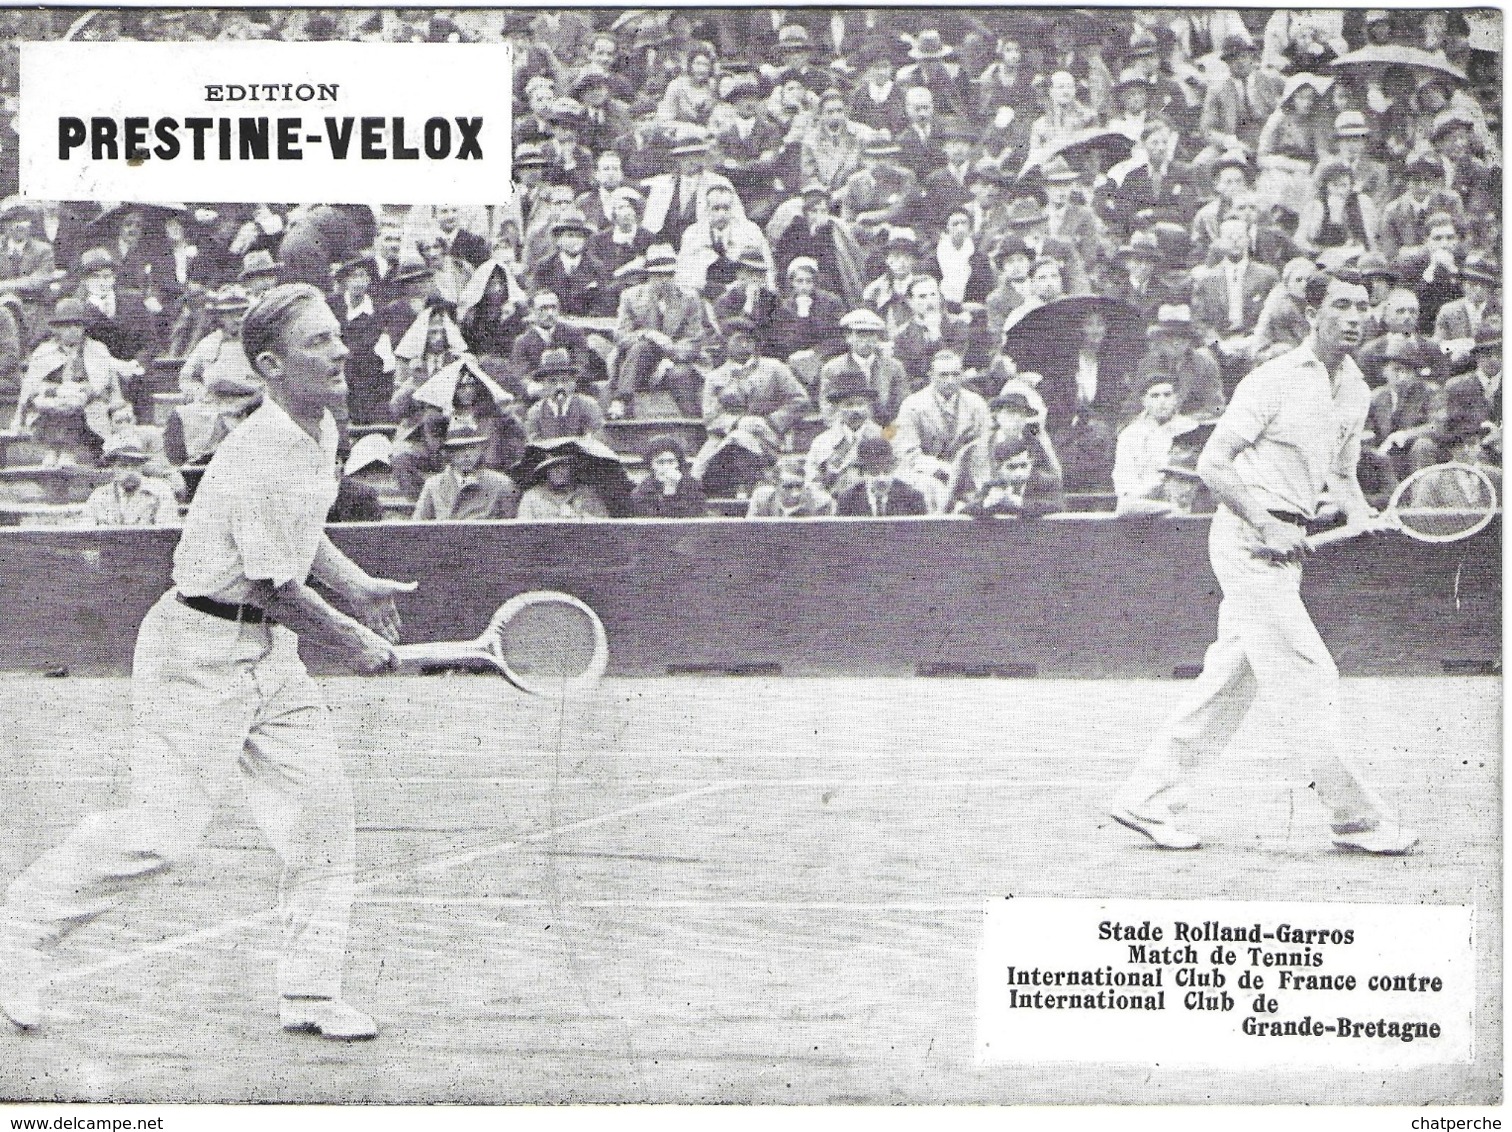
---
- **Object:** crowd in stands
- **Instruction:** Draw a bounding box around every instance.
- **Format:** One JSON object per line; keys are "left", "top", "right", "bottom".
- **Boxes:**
{"left": 0, "top": 7, "right": 1500, "bottom": 526}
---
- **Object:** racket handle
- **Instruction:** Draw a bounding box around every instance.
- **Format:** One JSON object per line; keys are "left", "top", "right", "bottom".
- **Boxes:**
{"left": 392, "top": 640, "right": 490, "bottom": 670}
{"left": 1304, "top": 525, "right": 1366, "bottom": 551}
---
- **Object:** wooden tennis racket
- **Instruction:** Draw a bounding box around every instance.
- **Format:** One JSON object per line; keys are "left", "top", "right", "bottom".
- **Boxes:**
{"left": 392, "top": 591, "right": 608, "bottom": 696}
{"left": 1307, "top": 461, "right": 1500, "bottom": 551}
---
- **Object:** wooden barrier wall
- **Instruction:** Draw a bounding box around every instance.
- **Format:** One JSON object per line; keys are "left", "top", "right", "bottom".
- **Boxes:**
{"left": 0, "top": 516, "right": 1499, "bottom": 678}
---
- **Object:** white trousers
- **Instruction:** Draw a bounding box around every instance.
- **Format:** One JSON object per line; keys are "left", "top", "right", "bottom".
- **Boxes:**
{"left": 1118, "top": 507, "right": 1389, "bottom": 828}
{"left": 4, "top": 592, "right": 355, "bottom": 998}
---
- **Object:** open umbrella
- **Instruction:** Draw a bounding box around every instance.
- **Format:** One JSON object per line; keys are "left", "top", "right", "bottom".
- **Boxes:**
{"left": 1330, "top": 45, "right": 1468, "bottom": 83}
{"left": 1020, "top": 127, "right": 1138, "bottom": 179}
{"left": 999, "top": 295, "right": 1145, "bottom": 432}
{"left": 515, "top": 435, "right": 637, "bottom": 517}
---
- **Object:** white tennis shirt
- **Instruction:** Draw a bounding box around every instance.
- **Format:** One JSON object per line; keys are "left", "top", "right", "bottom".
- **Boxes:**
{"left": 1219, "top": 338, "right": 1370, "bottom": 518}
{"left": 172, "top": 399, "right": 340, "bottom": 603}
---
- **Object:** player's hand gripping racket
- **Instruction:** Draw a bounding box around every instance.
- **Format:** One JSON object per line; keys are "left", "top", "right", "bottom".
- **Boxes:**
{"left": 392, "top": 591, "right": 608, "bottom": 696}
{"left": 1307, "top": 462, "right": 1500, "bottom": 551}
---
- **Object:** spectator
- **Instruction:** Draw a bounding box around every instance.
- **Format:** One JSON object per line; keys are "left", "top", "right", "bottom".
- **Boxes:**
{"left": 771, "top": 183, "right": 863, "bottom": 306}
{"left": 509, "top": 289, "right": 593, "bottom": 394}
{"left": 769, "top": 256, "right": 847, "bottom": 376}
{"left": 893, "top": 347, "right": 991, "bottom": 511}
{"left": 1191, "top": 215, "right": 1279, "bottom": 356}
{"left": 1196, "top": 39, "right": 1274, "bottom": 164}
{"left": 610, "top": 243, "right": 709, "bottom": 419}
{"left": 80, "top": 433, "right": 179, "bottom": 527}
{"left": 676, "top": 184, "right": 772, "bottom": 298}
{"left": 328, "top": 433, "right": 391, "bottom": 524}
{"left": 712, "top": 246, "right": 782, "bottom": 356}
{"left": 893, "top": 275, "right": 976, "bottom": 392}
{"left": 934, "top": 208, "right": 992, "bottom": 309}
{"left": 806, "top": 368, "right": 885, "bottom": 499}
{"left": 1359, "top": 286, "right": 1453, "bottom": 388}
{"left": 525, "top": 348, "right": 606, "bottom": 442}
{"left": 860, "top": 231, "right": 924, "bottom": 334}
{"left": 588, "top": 188, "right": 655, "bottom": 304}
{"left": 531, "top": 207, "right": 610, "bottom": 317}
{"left": 412, "top": 420, "right": 521, "bottom": 521}
{"left": 1028, "top": 70, "right": 1097, "bottom": 154}
{"left": 516, "top": 452, "right": 611, "bottom": 520}
{"left": 0, "top": 291, "right": 21, "bottom": 393}
{"left": 1433, "top": 252, "right": 1499, "bottom": 368}
{"left": 1039, "top": 157, "right": 1111, "bottom": 287}
{"left": 1137, "top": 302, "right": 1227, "bottom": 420}
{"left": 896, "top": 86, "right": 943, "bottom": 180}
{"left": 1410, "top": 320, "right": 1501, "bottom": 472}
{"left": 1377, "top": 154, "right": 1464, "bottom": 264}
{"left": 330, "top": 259, "right": 392, "bottom": 426}
{"left": 1296, "top": 158, "right": 1379, "bottom": 264}
{"left": 1364, "top": 338, "right": 1437, "bottom": 485}
{"left": 1038, "top": 306, "right": 1131, "bottom": 493}
{"left": 836, "top": 139, "right": 917, "bottom": 235}
{"left": 237, "top": 248, "right": 282, "bottom": 301}
{"left": 74, "top": 247, "right": 156, "bottom": 366}
{"left": 1190, "top": 151, "right": 1253, "bottom": 254}
{"left": 1330, "top": 110, "right": 1391, "bottom": 206}
{"left": 631, "top": 435, "right": 708, "bottom": 517}
{"left": 1251, "top": 256, "right": 1317, "bottom": 360}
{"left": 640, "top": 135, "right": 738, "bottom": 246}
{"left": 1396, "top": 210, "right": 1466, "bottom": 332}
{"left": 0, "top": 201, "right": 57, "bottom": 344}
{"left": 836, "top": 435, "right": 929, "bottom": 516}
{"left": 693, "top": 316, "right": 810, "bottom": 493}
{"left": 10, "top": 297, "right": 135, "bottom": 466}
{"left": 746, "top": 454, "right": 837, "bottom": 517}
{"left": 948, "top": 388, "right": 1065, "bottom": 517}
{"left": 1112, "top": 372, "right": 1195, "bottom": 514}
{"left": 818, "top": 308, "right": 908, "bottom": 425}
{"left": 389, "top": 308, "right": 470, "bottom": 496}
{"left": 457, "top": 253, "right": 529, "bottom": 361}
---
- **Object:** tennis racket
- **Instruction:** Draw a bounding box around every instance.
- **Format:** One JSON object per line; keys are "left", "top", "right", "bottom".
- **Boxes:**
{"left": 392, "top": 591, "right": 609, "bottom": 696}
{"left": 1306, "top": 461, "right": 1500, "bottom": 551}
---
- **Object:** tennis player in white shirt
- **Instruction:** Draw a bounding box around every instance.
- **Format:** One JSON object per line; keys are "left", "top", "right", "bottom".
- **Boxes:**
{"left": 1109, "top": 268, "right": 1417, "bottom": 856}
{"left": 1, "top": 284, "right": 415, "bottom": 1039}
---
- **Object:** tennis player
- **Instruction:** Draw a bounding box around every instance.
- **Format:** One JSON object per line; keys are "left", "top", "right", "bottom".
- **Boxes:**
{"left": 0, "top": 284, "right": 414, "bottom": 1038}
{"left": 1109, "top": 268, "right": 1418, "bottom": 855}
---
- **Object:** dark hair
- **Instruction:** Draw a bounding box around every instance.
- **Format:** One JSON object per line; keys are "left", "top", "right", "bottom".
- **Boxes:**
{"left": 1303, "top": 267, "right": 1364, "bottom": 309}
{"left": 242, "top": 283, "right": 326, "bottom": 379}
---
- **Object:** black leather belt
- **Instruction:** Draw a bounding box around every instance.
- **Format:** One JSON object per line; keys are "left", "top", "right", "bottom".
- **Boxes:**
{"left": 1267, "top": 509, "right": 1337, "bottom": 537}
{"left": 176, "top": 592, "right": 273, "bottom": 625}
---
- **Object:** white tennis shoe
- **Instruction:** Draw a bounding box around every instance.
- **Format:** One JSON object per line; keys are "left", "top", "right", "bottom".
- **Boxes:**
{"left": 1107, "top": 805, "right": 1202, "bottom": 851}
{"left": 1331, "top": 821, "right": 1420, "bottom": 856}
{"left": 280, "top": 996, "right": 378, "bottom": 1040}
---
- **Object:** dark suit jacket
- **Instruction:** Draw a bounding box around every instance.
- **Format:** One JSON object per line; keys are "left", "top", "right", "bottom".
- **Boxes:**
{"left": 1368, "top": 380, "right": 1433, "bottom": 441}
{"left": 508, "top": 323, "right": 592, "bottom": 387}
{"left": 768, "top": 289, "right": 846, "bottom": 362}
{"left": 837, "top": 478, "right": 929, "bottom": 517}
{"left": 1190, "top": 261, "right": 1278, "bottom": 338}
{"left": 892, "top": 316, "right": 974, "bottom": 393}
{"left": 530, "top": 253, "right": 611, "bottom": 318}
{"left": 80, "top": 292, "right": 156, "bottom": 361}
{"left": 895, "top": 124, "right": 945, "bottom": 180}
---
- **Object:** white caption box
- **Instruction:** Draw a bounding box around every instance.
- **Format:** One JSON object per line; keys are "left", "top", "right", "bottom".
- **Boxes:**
{"left": 20, "top": 41, "right": 512, "bottom": 205}
{"left": 977, "top": 897, "right": 1474, "bottom": 1067}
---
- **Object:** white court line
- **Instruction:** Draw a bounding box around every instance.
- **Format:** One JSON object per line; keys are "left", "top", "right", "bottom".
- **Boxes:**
{"left": 56, "top": 781, "right": 740, "bottom": 984}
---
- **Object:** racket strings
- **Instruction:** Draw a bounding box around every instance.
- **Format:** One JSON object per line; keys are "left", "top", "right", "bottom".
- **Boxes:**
{"left": 1393, "top": 464, "right": 1499, "bottom": 541}
{"left": 491, "top": 601, "right": 601, "bottom": 682}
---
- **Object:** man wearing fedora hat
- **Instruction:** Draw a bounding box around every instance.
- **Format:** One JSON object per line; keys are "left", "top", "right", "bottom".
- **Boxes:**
{"left": 412, "top": 418, "right": 520, "bottom": 521}
{"left": 508, "top": 289, "right": 594, "bottom": 391}
{"left": 640, "top": 133, "right": 738, "bottom": 246}
{"left": 611, "top": 243, "right": 710, "bottom": 419}
{"left": 0, "top": 200, "right": 58, "bottom": 345}
{"left": 1432, "top": 251, "right": 1499, "bottom": 365}
{"left": 178, "top": 285, "right": 254, "bottom": 402}
{"left": 805, "top": 366, "right": 884, "bottom": 498}
{"left": 80, "top": 432, "right": 180, "bottom": 527}
{"left": 525, "top": 347, "right": 605, "bottom": 443}
{"left": 1196, "top": 39, "right": 1277, "bottom": 164}
{"left": 1330, "top": 111, "right": 1390, "bottom": 206}
{"left": 530, "top": 207, "right": 610, "bottom": 318}
{"left": 1410, "top": 319, "right": 1502, "bottom": 473}
{"left": 771, "top": 23, "right": 829, "bottom": 96}
{"left": 75, "top": 245, "right": 158, "bottom": 369}
{"left": 896, "top": 30, "right": 966, "bottom": 119}
{"left": 1039, "top": 156, "right": 1111, "bottom": 281}
{"left": 712, "top": 245, "right": 781, "bottom": 353}
{"left": 1135, "top": 302, "right": 1227, "bottom": 421}
{"left": 1377, "top": 155, "right": 1464, "bottom": 265}
{"left": 237, "top": 248, "right": 283, "bottom": 300}
{"left": 835, "top": 435, "right": 929, "bottom": 516}
{"left": 11, "top": 296, "right": 138, "bottom": 467}
{"left": 913, "top": 117, "right": 980, "bottom": 234}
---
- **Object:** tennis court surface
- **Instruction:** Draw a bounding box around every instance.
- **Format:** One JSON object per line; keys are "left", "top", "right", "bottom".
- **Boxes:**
{"left": 0, "top": 674, "right": 1499, "bottom": 1104}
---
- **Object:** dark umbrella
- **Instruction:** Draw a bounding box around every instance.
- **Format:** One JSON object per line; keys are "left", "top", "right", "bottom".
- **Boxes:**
{"left": 515, "top": 435, "right": 637, "bottom": 518}
{"left": 1020, "top": 127, "right": 1138, "bottom": 179}
{"left": 1000, "top": 295, "right": 1146, "bottom": 431}
{"left": 1330, "top": 45, "right": 1468, "bottom": 83}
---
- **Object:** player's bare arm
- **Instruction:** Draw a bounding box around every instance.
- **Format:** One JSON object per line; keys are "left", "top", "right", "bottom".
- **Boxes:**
{"left": 1197, "top": 425, "right": 1308, "bottom": 560}
{"left": 247, "top": 576, "right": 397, "bottom": 674}
{"left": 312, "top": 535, "right": 417, "bottom": 642}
